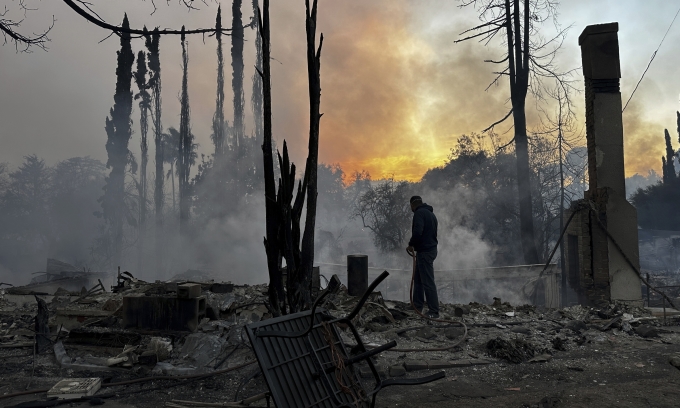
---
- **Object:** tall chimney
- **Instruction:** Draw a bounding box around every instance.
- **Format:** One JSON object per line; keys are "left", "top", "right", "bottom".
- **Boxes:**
{"left": 564, "top": 23, "right": 641, "bottom": 306}
{"left": 579, "top": 23, "right": 626, "bottom": 197}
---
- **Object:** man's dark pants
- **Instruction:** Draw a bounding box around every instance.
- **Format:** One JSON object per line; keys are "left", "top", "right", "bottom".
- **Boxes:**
{"left": 413, "top": 248, "right": 439, "bottom": 316}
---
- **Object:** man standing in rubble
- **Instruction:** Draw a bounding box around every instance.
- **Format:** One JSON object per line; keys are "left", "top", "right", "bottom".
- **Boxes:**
{"left": 406, "top": 196, "right": 439, "bottom": 318}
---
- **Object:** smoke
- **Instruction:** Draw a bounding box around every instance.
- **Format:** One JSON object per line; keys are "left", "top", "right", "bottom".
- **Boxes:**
{"left": 413, "top": 184, "right": 493, "bottom": 269}
{"left": 622, "top": 100, "right": 665, "bottom": 177}
{"left": 4, "top": 1, "right": 675, "bottom": 311}
{"left": 1, "top": 0, "right": 677, "bottom": 186}
{"left": 310, "top": 175, "right": 544, "bottom": 306}
{"left": 174, "top": 195, "right": 269, "bottom": 285}
{"left": 416, "top": 184, "right": 536, "bottom": 306}
{"left": 309, "top": 170, "right": 539, "bottom": 305}
{"left": 625, "top": 170, "right": 661, "bottom": 199}
{"left": 310, "top": 2, "right": 509, "bottom": 181}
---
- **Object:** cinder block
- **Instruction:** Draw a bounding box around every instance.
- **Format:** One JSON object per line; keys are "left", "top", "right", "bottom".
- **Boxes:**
{"left": 123, "top": 294, "right": 206, "bottom": 332}
{"left": 178, "top": 283, "right": 202, "bottom": 299}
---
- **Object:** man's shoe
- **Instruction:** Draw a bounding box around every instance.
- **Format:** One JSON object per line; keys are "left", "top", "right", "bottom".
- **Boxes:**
{"left": 427, "top": 313, "right": 439, "bottom": 320}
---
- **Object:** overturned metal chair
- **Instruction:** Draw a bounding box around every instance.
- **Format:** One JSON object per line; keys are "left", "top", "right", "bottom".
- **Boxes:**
{"left": 245, "top": 271, "right": 444, "bottom": 408}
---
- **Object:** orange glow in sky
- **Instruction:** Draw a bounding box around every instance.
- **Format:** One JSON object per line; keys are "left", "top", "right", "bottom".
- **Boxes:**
{"left": 1, "top": 0, "right": 678, "bottom": 183}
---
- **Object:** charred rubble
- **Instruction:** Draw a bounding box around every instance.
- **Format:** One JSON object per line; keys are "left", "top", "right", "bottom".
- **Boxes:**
{"left": 1, "top": 263, "right": 680, "bottom": 407}
{"left": 3, "top": 15, "right": 680, "bottom": 408}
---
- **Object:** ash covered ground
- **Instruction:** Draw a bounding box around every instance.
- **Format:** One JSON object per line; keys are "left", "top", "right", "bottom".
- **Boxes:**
{"left": 1, "top": 274, "right": 680, "bottom": 408}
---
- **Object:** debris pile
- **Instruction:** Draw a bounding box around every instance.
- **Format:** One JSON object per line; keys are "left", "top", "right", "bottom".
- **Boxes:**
{"left": 6, "top": 259, "right": 108, "bottom": 296}
{"left": 0, "top": 268, "right": 679, "bottom": 407}
{"left": 487, "top": 337, "right": 540, "bottom": 363}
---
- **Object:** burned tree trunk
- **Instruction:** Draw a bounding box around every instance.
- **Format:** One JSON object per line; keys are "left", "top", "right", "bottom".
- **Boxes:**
{"left": 506, "top": 0, "right": 539, "bottom": 265}
{"left": 258, "top": 0, "right": 323, "bottom": 314}
{"left": 212, "top": 6, "right": 229, "bottom": 220}
{"left": 178, "top": 27, "right": 192, "bottom": 233}
{"left": 248, "top": 0, "right": 265, "bottom": 196}
{"left": 144, "top": 28, "right": 164, "bottom": 275}
{"left": 232, "top": 0, "right": 245, "bottom": 198}
{"left": 257, "top": 0, "right": 285, "bottom": 316}
{"left": 213, "top": 6, "right": 226, "bottom": 157}
{"left": 279, "top": 143, "right": 308, "bottom": 313}
{"left": 251, "top": 0, "right": 264, "bottom": 142}
{"left": 457, "top": 0, "right": 576, "bottom": 265}
{"left": 512, "top": 106, "right": 539, "bottom": 265}
{"left": 134, "top": 50, "right": 150, "bottom": 273}
{"left": 102, "top": 14, "right": 135, "bottom": 269}
{"left": 297, "top": 0, "right": 323, "bottom": 310}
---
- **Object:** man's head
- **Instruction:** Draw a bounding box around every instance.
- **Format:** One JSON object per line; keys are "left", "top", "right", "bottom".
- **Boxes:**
{"left": 410, "top": 195, "right": 423, "bottom": 212}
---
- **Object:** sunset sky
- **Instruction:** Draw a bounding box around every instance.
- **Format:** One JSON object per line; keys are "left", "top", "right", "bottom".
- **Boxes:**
{"left": 1, "top": 0, "right": 679, "bottom": 181}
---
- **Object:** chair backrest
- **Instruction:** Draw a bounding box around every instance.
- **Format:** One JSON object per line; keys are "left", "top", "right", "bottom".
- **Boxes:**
{"left": 245, "top": 309, "right": 367, "bottom": 408}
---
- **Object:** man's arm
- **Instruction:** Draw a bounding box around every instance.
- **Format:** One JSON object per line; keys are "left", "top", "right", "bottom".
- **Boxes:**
{"left": 408, "top": 211, "right": 424, "bottom": 248}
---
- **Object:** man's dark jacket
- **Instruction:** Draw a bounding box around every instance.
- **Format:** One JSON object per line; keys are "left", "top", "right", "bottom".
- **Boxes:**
{"left": 408, "top": 204, "right": 438, "bottom": 252}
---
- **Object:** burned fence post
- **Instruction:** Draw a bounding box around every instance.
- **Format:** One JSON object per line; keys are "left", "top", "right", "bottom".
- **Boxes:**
{"left": 347, "top": 255, "right": 368, "bottom": 296}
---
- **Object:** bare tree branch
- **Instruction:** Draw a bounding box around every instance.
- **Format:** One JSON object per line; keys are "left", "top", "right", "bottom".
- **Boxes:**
{"left": 62, "top": 0, "right": 231, "bottom": 36}
{"left": 458, "top": 15, "right": 506, "bottom": 36}
{"left": 484, "top": 55, "right": 509, "bottom": 64}
{"left": 496, "top": 136, "right": 516, "bottom": 151}
{"left": 0, "top": 2, "right": 53, "bottom": 51}
{"left": 454, "top": 26, "right": 502, "bottom": 43}
{"left": 484, "top": 70, "right": 507, "bottom": 91}
{"left": 482, "top": 108, "right": 513, "bottom": 132}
